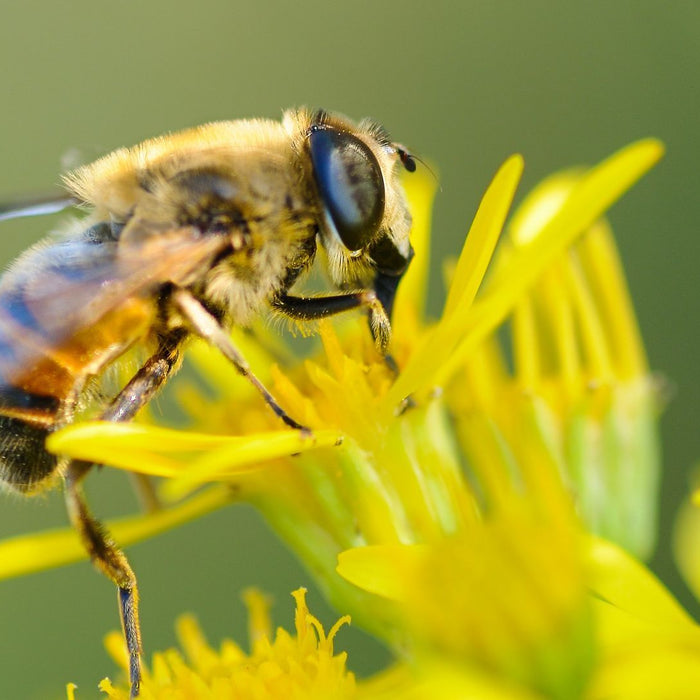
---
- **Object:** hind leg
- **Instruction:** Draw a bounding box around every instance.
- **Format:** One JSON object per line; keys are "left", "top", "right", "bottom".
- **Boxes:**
{"left": 64, "top": 333, "right": 183, "bottom": 697}
{"left": 64, "top": 471, "right": 143, "bottom": 695}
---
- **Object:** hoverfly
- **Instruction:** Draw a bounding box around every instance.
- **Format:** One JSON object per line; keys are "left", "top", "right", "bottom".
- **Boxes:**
{"left": 0, "top": 108, "right": 416, "bottom": 696}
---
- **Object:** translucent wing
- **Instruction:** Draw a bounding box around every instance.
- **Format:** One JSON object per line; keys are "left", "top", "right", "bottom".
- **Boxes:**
{"left": 0, "top": 194, "right": 77, "bottom": 222}
{"left": 0, "top": 222, "right": 228, "bottom": 386}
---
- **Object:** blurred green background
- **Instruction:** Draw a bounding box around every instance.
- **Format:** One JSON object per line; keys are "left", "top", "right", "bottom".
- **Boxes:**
{"left": 0, "top": 2, "right": 697, "bottom": 697}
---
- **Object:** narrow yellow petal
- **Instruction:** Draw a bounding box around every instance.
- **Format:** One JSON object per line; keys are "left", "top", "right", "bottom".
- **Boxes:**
{"left": 0, "top": 485, "right": 233, "bottom": 580}
{"left": 432, "top": 138, "right": 664, "bottom": 389}
{"left": 386, "top": 156, "right": 523, "bottom": 409}
{"left": 176, "top": 614, "right": 220, "bottom": 675}
{"left": 161, "top": 429, "right": 342, "bottom": 501}
{"left": 393, "top": 165, "right": 439, "bottom": 326}
{"left": 49, "top": 422, "right": 342, "bottom": 487}
{"left": 103, "top": 631, "right": 129, "bottom": 672}
{"left": 48, "top": 422, "right": 240, "bottom": 452}
{"left": 561, "top": 251, "right": 614, "bottom": 381}
{"left": 242, "top": 588, "right": 273, "bottom": 649}
{"left": 540, "top": 266, "right": 582, "bottom": 401}
{"left": 512, "top": 297, "right": 540, "bottom": 389}
{"left": 578, "top": 221, "right": 649, "bottom": 378}
{"left": 443, "top": 154, "right": 524, "bottom": 319}
{"left": 383, "top": 140, "right": 662, "bottom": 414}
{"left": 48, "top": 422, "right": 242, "bottom": 477}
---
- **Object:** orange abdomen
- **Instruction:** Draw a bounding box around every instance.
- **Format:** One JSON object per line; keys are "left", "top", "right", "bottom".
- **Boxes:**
{"left": 0, "top": 255, "right": 154, "bottom": 493}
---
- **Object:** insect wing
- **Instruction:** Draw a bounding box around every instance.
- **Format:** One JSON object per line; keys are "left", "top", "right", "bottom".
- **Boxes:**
{"left": 0, "top": 194, "right": 77, "bottom": 223}
{"left": 0, "top": 225, "right": 227, "bottom": 387}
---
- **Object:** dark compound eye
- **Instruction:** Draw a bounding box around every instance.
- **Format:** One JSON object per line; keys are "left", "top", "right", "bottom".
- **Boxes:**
{"left": 309, "top": 126, "right": 385, "bottom": 252}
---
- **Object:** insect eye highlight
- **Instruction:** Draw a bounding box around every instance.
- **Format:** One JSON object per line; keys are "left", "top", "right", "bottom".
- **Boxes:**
{"left": 309, "top": 126, "right": 385, "bottom": 252}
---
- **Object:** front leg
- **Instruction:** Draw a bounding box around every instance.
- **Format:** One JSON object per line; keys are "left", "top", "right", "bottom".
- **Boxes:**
{"left": 172, "top": 289, "right": 309, "bottom": 433}
{"left": 272, "top": 291, "right": 392, "bottom": 353}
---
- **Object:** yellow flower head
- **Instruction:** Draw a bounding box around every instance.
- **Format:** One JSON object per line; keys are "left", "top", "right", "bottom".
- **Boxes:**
{"left": 68, "top": 588, "right": 355, "bottom": 699}
{"left": 1, "top": 138, "right": 668, "bottom": 699}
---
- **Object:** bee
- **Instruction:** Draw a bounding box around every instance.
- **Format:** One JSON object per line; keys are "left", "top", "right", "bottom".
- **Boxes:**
{"left": 0, "top": 108, "right": 416, "bottom": 697}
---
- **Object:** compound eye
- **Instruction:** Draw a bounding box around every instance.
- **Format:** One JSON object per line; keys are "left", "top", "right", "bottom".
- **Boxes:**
{"left": 309, "top": 126, "right": 385, "bottom": 252}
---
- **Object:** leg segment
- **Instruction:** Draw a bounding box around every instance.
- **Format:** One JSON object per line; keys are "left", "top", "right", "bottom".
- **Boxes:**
{"left": 101, "top": 333, "right": 184, "bottom": 423}
{"left": 69, "top": 333, "right": 184, "bottom": 483}
{"left": 272, "top": 291, "right": 373, "bottom": 319}
{"left": 272, "top": 291, "right": 392, "bottom": 353}
{"left": 172, "top": 289, "right": 310, "bottom": 432}
{"left": 63, "top": 333, "right": 184, "bottom": 698}
{"left": 65, "top": 468, "right": 142, "bottom": 697}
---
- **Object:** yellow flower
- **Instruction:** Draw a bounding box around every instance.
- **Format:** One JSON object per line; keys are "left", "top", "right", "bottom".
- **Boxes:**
{"left": 69, "top": 588, "right": 356, "bottom": 699}
{"left": 67, "top": 587, "right": 552, "bottom": 700}
{"left": 0, "top": 138, "right": 670, "bottom": 698}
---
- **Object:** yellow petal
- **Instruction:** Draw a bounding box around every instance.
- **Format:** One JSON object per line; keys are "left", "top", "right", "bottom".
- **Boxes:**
{"left": 48, "top": 422, "right": 240, "bottom": 452}
{"left": 587, "top": 536, "right": 695, "bottom": 630}
{"left": 161, "top": 429, "right": 342, "bottom": 500}
{"left": 337, "top": 544, "right": 426, "bottom": 601}
{"left": 393, "top": 164, "right": 439, "bottom": 327}
{"left": 433, "top": 138, "right": 664, "bottom": 389}
{"left": 588, "top": 537, "right": 700, "bottom": 700}
{"left": 443, "top": 154, "right": 524, "bottom": 320}
{"left": 49, "top": 422, "right": 342, "bottom": 491}
{"left": 386, "top": 155, "right": 523, "bottom": 410}
{"left": 383, "top": 140, "right": 662, "bottom": 414}
{"left": 0, "top": 486, "right": 232, "bottom": 580}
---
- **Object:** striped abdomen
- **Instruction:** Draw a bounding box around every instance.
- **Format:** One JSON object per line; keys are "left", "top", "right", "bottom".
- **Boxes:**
{"left": 0, "top": 225, "right": 154, "bottom": 493}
